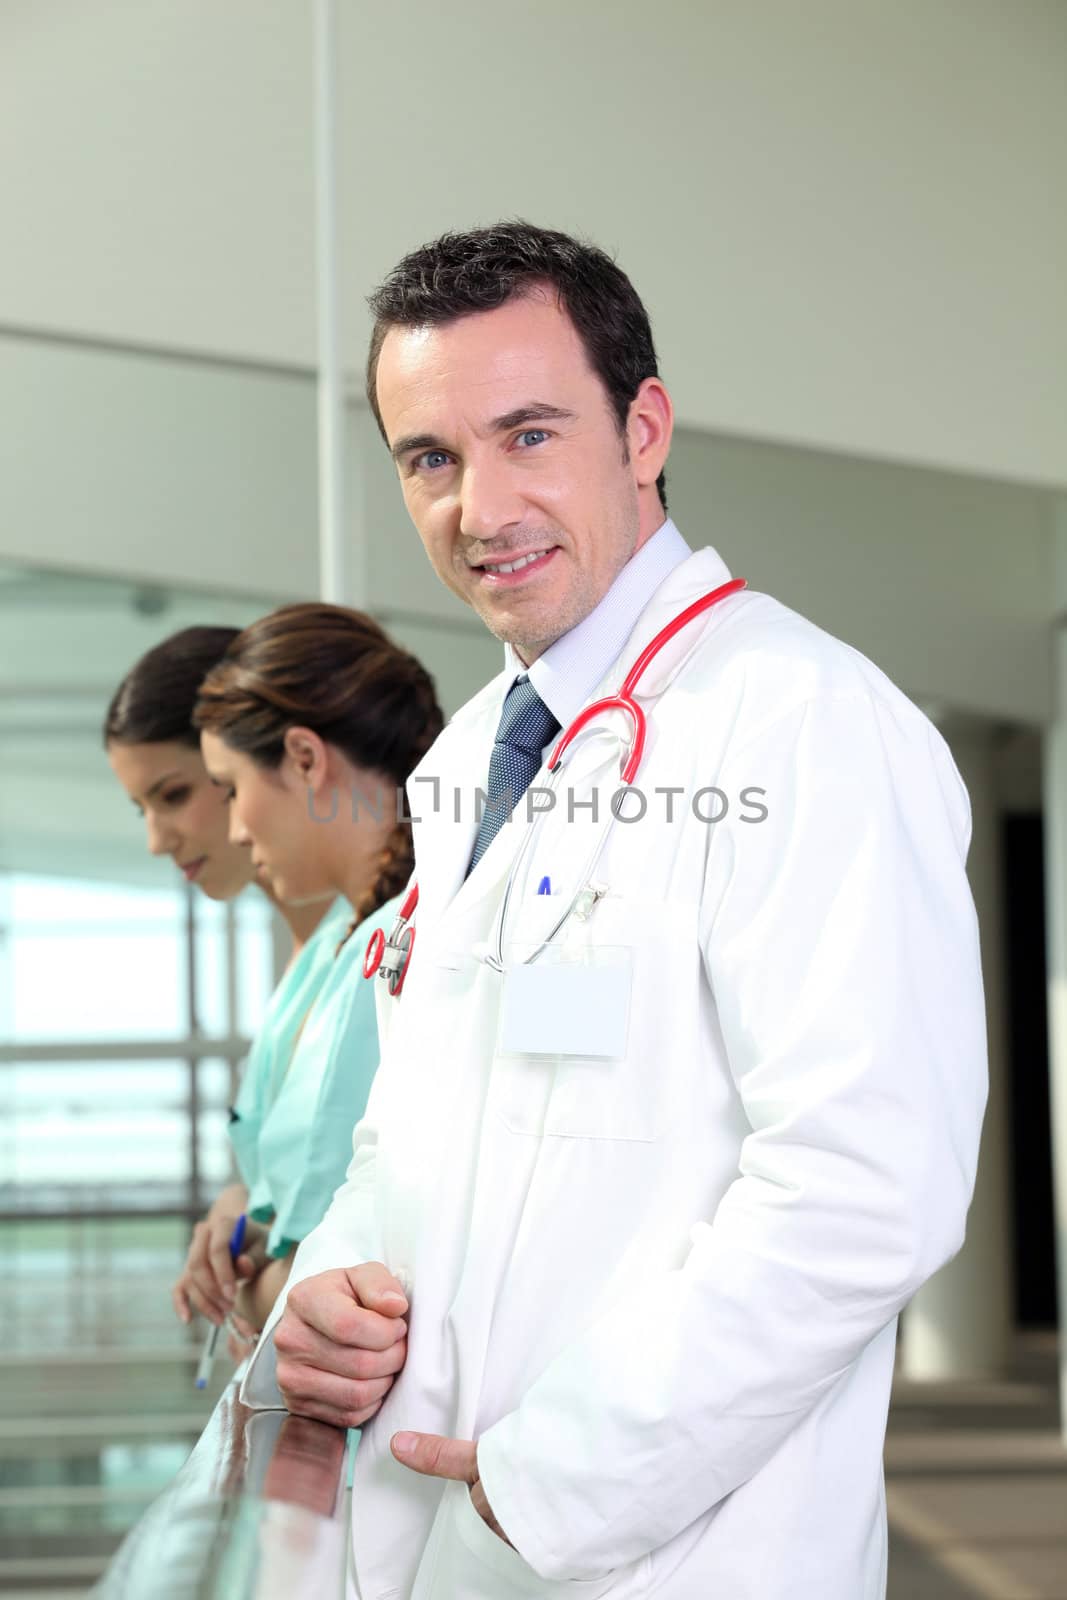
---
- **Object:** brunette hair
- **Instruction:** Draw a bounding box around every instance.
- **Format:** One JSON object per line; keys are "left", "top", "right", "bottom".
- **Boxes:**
{"left": 366, "top": 220, "right": 667, "bottom": 509}
{"left": 104, "top": 626, "right": 240, "bottom": 749}
{"left": 194, "top": 603, "right": 443, "bottom": 932}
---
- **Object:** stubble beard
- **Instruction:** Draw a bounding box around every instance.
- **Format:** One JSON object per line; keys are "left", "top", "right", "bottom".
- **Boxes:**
{"left": 474, "top": 564, "right": 604, "bottom": 663}
{"left": 463, "top": 501, "right": 642, "bottom": 662}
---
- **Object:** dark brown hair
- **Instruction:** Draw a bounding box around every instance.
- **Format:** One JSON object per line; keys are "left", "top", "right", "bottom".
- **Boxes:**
{"left": 104, "top": 626, "right": 240, "bottom": 748}
{"left": 194, "top": 604, "right": 443, "bottom": 932}
{"left": 366, "top": 220, "right": 667, "bottom": 509}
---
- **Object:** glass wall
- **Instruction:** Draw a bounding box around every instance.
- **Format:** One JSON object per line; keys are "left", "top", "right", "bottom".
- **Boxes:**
{"left": 0, "top": 561, "right": 279, "bottom": 1589}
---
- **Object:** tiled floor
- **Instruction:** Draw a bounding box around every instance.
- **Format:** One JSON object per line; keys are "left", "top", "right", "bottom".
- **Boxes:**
{"left": 886, "top": 1333, "right": 1067, "bottom": 1599}
{"left": 889, "top": 1528, "right": 983, "bottom": 1600}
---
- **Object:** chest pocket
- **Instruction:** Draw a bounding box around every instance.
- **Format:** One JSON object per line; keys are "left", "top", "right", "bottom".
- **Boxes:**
{"left": 491, "top": 893, "right": 701, "bottom": 1142}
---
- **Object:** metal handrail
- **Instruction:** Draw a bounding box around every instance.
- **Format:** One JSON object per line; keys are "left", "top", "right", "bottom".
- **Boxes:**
{"left": 0, "top": 1036, "right": 251, "bottom": 1064}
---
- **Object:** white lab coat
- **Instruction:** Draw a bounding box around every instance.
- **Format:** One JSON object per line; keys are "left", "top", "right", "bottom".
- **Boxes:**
{"left": 243, "top": 545, "right": 987, "bottom": 1600}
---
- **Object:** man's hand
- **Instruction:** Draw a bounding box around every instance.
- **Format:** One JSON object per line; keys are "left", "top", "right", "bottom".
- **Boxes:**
{"left": 172, "top": 1193, "right": 264, "bottom": 1326}
{"left": 391, "top": 1432, "right": 512, "bottom": 1547}
{"left": 274, "top": 1263, "right": 409, "bottom": 1429}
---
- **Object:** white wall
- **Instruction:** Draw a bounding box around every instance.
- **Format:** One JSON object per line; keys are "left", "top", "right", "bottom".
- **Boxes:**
{"left": 0, "top": 333, "right": 319, "bottom": 596}
{"left": 340, "top": 0, "right": 1067, "bottom": 489}
{"left": 2, "top": 0, "right": 1064, "bottom": 486}
{"left": 0, "top": 0, "right": 315, "bottom": 366}
{"left": 666, "top": 430, "right": 1055, "bottom": 724}
{"left": 1, "top": 333, "right": 1056, "bottom": 727}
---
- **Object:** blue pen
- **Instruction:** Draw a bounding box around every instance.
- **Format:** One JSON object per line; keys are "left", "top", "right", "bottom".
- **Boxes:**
{"left": 537, "top": 876, "right": 552, "bottom": 895}
{"left": 194, "top": 1213, "right": 248, "bottom": 1390}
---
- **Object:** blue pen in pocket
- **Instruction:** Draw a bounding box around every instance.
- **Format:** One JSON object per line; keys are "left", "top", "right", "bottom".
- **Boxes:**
{"left": 194, "top": 1212, "right": 248, "bottom": 1390}
{"left": 537, "top": 876, "right": 552, "bottom": 895}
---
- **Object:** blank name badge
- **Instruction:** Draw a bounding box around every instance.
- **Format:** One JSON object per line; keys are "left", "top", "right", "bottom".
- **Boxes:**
{"left": 499, "top": 945, "right": 632, "bottom": 1059}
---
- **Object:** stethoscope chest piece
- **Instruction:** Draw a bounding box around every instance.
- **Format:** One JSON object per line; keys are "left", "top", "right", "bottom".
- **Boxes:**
{"left": 363, "top": 883, "right": 419, "bottom": 997}
{"left": 379, "top": 924, "right": 414, "bottom": 996}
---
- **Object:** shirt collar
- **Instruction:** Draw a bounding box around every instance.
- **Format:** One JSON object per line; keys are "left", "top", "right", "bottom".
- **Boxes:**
{"left": 503, "top": 518, "right": 692, "bottom": 729}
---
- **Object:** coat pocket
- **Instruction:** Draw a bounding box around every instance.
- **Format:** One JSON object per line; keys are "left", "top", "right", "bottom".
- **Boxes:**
{"left": 493, "top": 894, "right": 701, "bottom": 1141}
{"left": 419, "top": 1480, "right": 626, "bottom": 1598}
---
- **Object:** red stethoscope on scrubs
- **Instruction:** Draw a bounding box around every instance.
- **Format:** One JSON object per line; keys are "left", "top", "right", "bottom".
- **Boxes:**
{"left": 363, "top": 576, "right": 747, "bottom": 996}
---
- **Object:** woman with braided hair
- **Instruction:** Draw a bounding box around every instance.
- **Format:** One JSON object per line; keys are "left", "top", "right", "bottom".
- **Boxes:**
{"left": 194, "top": 602, "right": 443, "bottom": 1333}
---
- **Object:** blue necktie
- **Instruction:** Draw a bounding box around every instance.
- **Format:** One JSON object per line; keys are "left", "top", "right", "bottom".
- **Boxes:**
{"left": 468, "top": 676, "right": 560, "bottom": 873}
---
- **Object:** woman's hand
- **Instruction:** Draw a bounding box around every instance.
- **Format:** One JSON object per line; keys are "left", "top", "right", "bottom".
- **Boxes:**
{"left": 233, "top": 1250, "right": 295, "bottom": 1332}
{"left": 171, "top": 1186, "right": 267, "bottom": 1326}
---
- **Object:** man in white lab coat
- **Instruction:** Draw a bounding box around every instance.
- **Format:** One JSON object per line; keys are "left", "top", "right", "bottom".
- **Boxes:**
{"left": 241, "top": 222, "right": 987, "bottom": 1598}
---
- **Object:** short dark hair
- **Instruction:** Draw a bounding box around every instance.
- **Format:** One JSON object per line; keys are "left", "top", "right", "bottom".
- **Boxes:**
{"left": 366, "top": 220, "right": 667, "bottom": 510}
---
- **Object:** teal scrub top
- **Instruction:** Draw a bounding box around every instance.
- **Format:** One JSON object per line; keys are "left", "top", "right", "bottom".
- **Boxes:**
{"left": 228, "top": 895, "right": 397, "bottom": 1258}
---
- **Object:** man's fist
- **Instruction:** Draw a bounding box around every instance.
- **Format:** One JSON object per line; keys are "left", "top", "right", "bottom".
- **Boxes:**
{"left": 274, "top": 1262, "right": 409, "bottom": 1429}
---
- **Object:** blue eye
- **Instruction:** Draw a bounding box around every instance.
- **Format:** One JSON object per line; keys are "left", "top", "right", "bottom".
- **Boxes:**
{"left": 516, "top": 430, "right": 549, "bottom": 448}
{"left": 415, "top": 450, "right": 451, "bottom": 471}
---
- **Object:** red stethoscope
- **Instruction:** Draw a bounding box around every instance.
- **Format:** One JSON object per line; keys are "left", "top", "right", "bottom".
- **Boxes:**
{"left": 364, "top": 577, "right": 747, "bottom": 996}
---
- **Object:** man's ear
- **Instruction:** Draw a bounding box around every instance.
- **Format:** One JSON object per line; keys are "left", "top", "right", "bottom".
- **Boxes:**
{"left": 627, "top": 376, "right": 673, "bottom": 492}
{"left": 282, "top": 725, "right": 331, "bottom": 791}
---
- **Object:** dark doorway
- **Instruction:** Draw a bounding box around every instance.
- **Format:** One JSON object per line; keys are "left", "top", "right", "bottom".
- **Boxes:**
{"left": 1002, "top": 814, "right": 1058, "bottom": 1328}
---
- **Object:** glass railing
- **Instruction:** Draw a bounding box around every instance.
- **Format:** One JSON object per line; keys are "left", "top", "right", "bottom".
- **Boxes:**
{"left": 90, "top": 1381, "right": 348, "bottom": 1600}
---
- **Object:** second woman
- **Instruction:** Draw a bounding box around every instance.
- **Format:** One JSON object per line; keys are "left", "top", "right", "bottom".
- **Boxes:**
{"left": 194, "top": 602, "right": 443, "bottom": 1331}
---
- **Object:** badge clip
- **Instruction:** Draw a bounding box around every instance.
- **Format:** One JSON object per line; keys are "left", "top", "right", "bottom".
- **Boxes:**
{"left": 573, "top": 881, "right": 608, "bottom": 922}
